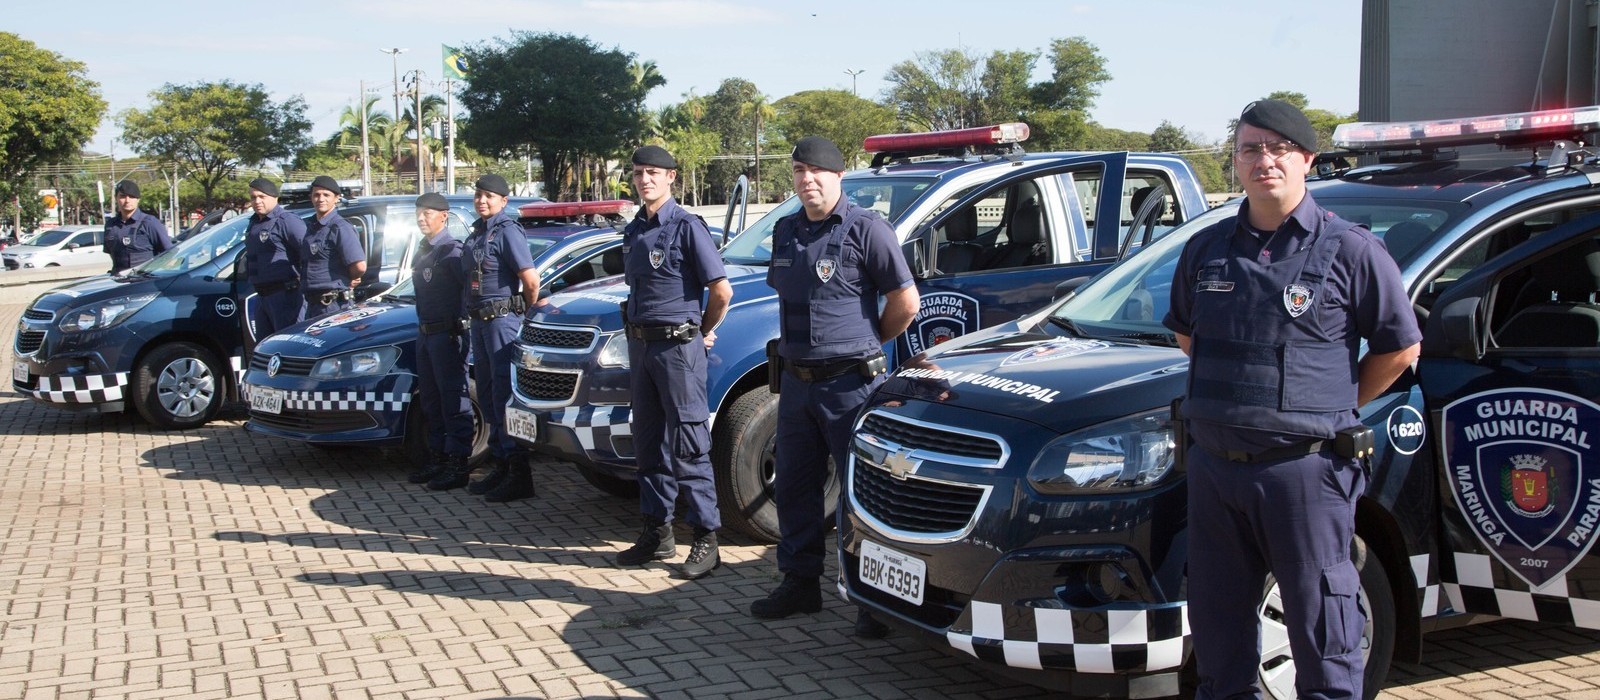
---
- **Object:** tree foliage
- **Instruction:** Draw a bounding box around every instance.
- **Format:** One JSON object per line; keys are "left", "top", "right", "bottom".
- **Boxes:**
{"left": 118, "top": 80, "right": 309, "bottom": 208}
{"left": 1032, "top": 37, "right": 1111, "bottom": 113}
{"left": 772, "top": 90, "right": 897, "bottom": 170}
{"left": 700, "top": 79, "right": 765, "bottom": 201}
{"left": 458, "top": 32, "right": 658, "bottom": 199}
{"left": 0, "top": 33, "right": 105, "bottom": 209}
{"left": 883, "top": 48, "right": 984, "bottom": 131}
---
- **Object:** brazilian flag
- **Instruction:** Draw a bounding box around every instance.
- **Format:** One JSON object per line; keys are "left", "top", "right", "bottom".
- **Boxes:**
{"left": 442, "top": 45, "right": 469, "bottom": 80}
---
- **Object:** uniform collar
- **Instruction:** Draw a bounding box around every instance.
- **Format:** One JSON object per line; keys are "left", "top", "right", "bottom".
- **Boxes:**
{"left": 1235, "top": 192, "right": 1322, "bottom": 239}
{"left": 425, "top": 230, "right": 453, "bottom": 246}
{"left": 635, "top": 197, "right": 681, "bottom": 228}
{"left": 476, "top": 209, "right": 513, "bottom": 230}
{"left": 798, "top": 196, "right": 848, "bottom": 230}
{"left": 113, "top": 210, "right": 142, "bottom": 225}
{"left": 314, "top": 209, "right": 340, "bottom": 226}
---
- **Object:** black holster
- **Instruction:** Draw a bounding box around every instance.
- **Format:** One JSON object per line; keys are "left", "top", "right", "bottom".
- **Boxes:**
{"left": 1334, "top": 425, "right": 1375, "bottom": 460}
{"left": 766, "top": 339, "right": 782, "bottom": 394}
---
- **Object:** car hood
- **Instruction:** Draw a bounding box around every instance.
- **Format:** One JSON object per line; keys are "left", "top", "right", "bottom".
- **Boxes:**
{"left": 530, "top": 264, "right": 768, "bottom": 327}
{"left": 878, "top": 325, "right": 1190, "bottom": 434}
{"left": 254, "top": 300, "right": 419, "bottom": 358}
{"left": 26, "top": 272, "right": 162, "bottom": 312}
{"left": 6, "top": 244, "right": 61, "bottom": 255}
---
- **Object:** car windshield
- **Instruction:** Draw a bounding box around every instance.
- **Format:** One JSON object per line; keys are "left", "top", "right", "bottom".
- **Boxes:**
{"left": 30, "top": 229, "right": 74, "bottom": 247}
{"left": 382, "top": 275, "right": 416, "bottom": 302}
{"left": 720, "top": 176, "right": 937, "bottom": 265}
{"left": 1052, "top": 197, "right": 1468, "bottom": 343}
{"left": 134, "top": 211, "right": 266, "bottom": 277}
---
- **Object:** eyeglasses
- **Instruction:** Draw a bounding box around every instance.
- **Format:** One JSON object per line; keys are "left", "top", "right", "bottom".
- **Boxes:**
{"left": 1233, "top": 140, "right": 1299, "bottom": 162}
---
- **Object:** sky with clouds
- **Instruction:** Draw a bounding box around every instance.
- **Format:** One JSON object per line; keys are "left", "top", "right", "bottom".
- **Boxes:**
{"left": 10, "top": 0, "right": 1362, "bottom": 154}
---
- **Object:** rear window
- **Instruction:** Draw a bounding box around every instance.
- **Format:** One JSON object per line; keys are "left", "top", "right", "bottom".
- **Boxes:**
{"left": 1316, "top": 199, "right": 1468, "bottom": 265}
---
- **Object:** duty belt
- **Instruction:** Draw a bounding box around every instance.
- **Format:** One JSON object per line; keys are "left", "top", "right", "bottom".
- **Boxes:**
{"left": 785, "top": 352, "right": 886, "bottom": 383}
{"left": 625, "top": 322, "right": 697, "bottom": 343}
{"left": 1214, "top": 439, "right": 1327, "bottom": 464}
{"left": 255, "top": 279, "right": 299, "bottom": 296}
{"left": 419, "top": 318, "right": 467, "bottom": 335}
{"left": 469, "top": 296, "right": 525, "bottom": 321}
{"left": 306, "top": 288, "right": 351, "bottom": 306}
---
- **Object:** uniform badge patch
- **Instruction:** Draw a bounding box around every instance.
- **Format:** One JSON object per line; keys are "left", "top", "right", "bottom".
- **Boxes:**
{"left": 815, "top": 258, "right": 837, "bottom": 283}
{"left": 1283, "top": 284, "right": 1313, "bottom": 317}
{"left": 121, "top": 236, "right": 132, "bottom": 246}
{"left": 258, "top": 232, "right": 269, "bottom": 242}
{"left": 1441, "top": 387, "right": 1600, "bottom": 588}
{"left": 423, "top": 267, "right": 433, "bottom": 283}
{"left": 474, "top": 245, "right": 486, "bottom": 263}
{"left": 649, "top": 249, "right": 665, "bottom": 269}
{"left": 904, "top": 291, "right": 982, "bottom": 356}
{"left": 309, "top": 242, "right": 322, "bottom": 256}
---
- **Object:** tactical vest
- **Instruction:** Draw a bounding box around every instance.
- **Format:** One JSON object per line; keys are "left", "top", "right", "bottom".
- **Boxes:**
{"left": 623, "top": 210, "right": 706, "bottom": 326}
{"left": 413, "top": 235, "right": 465, "bottom": 324}
{"left": 1185, "top": 219, "right": 1358, "bottom": 439}
{"left": 768, "top": 206, "right": 881, "bottom": 361}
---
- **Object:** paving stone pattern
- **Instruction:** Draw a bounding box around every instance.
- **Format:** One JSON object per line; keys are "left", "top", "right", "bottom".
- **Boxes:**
{"left": 0, "top": 287, "right": 1597, "bottom": 699}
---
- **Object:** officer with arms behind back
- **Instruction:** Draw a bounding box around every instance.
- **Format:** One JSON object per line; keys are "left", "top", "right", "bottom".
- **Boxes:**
{"left": 748, "top": 137, "right": 919, "bottom": 639}
{"left": 613, "top": 145, "right": 732, "bottom": 579}
{"left": 243, "top": 178, "right": 306, "bottom": 348}
{"left": 1163, "top": 99, "right": 1422, "bottom": 700}
{"left": 461, "top": 174, "right": 539, "bottom": 503}
{"left": 103, "top": 180, "right": 172, "bottom": 275}
{"left": 406, "top": 193, "right": 475, "bottom": 491}
{"left": 299, "top": 175, "right": 366, "bottom": 319}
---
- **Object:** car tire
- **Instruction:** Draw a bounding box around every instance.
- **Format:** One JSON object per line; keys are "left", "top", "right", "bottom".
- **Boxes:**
{"left": 712, "top": 387, "right": 838, "bottom": 543}
{"left": 1256, "top": 535, "right": 1396, "bottom": 700}
{"left": 576, "top": 462, "right": 640, "bottom": 498}
{"left": 133, "top": 341, "right": 224, "bottom": 430}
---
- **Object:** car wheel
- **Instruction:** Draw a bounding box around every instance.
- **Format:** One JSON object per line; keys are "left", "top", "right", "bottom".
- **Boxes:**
{"left": 712, "top": 387, "right": 838, "bottom": 543}
{"left": 1257, "top": 536, "right": 1396, "bottom": 700}
{"left": 133, "top": 342, "right": 224, "bottom": 430}
{"left": 576, "top": 462, "right": 640, "bottom": 498}
{"left": 400, "top": 382, "right": 490, "bottom": 468}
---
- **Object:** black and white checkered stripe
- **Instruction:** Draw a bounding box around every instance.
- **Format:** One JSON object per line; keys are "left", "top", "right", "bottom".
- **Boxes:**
{"left": 1427, "top": 552, "right": 1600, "bottom": 628}
{"left": 243, "top": 376, "right": 414, "bottom": 412}
{"left": 946, "top": 602, "right": 1190, "bottom": 673}
{"left": 25, "top": 372, "right": 129, "bottom": 404}
{"left": 549, "top": 405, "right": 632, "bottom": 450}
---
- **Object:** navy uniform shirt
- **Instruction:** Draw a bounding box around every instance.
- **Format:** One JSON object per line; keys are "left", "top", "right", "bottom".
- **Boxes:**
{"left": 244, "top": 206, "right": 307, "bottom": 286}
{"left": 413, "top": 231, "right": 467, "bottom": 324}
{"left": 103, "top": 210, "right": 172, "bottom": 270}
{"left": 622, "top": 197, "right": 726, "bottom": 325}
{"left": 299, "top": 209, "right": 365, "bottom": 292}
{"left": 461, "top": 209, "right": 534, "bottom": 302}
{"left": 766, "top": 196, "right": 914, "bottom": 362}
{"left": 1163, "top": 193, "right": 1422, "bottom": 453}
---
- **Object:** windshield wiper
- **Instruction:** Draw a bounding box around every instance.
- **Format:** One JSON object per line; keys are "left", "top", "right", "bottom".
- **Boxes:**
{"left": 1114, "top": 331, "right": 1178, "bottom": 347}
{"left": 1046, "top": 315, "right": 1085, "bottom": 337}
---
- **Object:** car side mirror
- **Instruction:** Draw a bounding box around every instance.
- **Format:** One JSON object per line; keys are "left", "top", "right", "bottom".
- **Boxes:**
{"left": 905, "top": 234, "right": 927, "bottom": 279}
{"left": 1426, "top": 295, "right": 1484, "bottom": 362}
{"left": 1054, "top": 276, "right": 1091, "bottom": 301}
{"left": 66, "top": 243, "right": 78, "bottom": 251}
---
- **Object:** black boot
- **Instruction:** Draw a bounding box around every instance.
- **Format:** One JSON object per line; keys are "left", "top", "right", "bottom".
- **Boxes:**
{"left": 616, "top": 519, "right": 675, "bottom": 566}
{"left": 425, "top": 453, "right": 472, "bottom": 491}
{"left": 466, "top": 457, "right": 509, "bottom": 495}
{"left": 407, "top": 450, "right": 448, "bottom": 484}
{"left": 854, "top": 608, "right": 890, "bottom": 639}
{"left": 748, "top": 574, "right": 821, "bottom": 619}
{"left": 483, "top": 457, "right": 535, "bottom": 502}
{"left": 676, "top": 528, "right": 719, "bottom": 579}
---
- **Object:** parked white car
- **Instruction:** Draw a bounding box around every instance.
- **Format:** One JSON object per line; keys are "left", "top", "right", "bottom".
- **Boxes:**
{"left": 2, "top": 226, "right": 109, "bottom": 270}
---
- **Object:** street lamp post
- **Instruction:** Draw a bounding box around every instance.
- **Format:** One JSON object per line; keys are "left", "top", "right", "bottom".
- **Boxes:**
{"left": 844, "top": 69, "right": 865, "bottom": 96}
{"left": 378, "top": 47, "right": 408, "bottom": 136}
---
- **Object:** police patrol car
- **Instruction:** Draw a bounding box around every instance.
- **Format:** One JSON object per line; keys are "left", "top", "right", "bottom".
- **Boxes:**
{"left": 242, "top": 200, "right": 631, "bottom": 467}
{"left": 10, "top": 194, "right": 523, "bottom": 429}
{"left": 839, "top": 105, "right": 1600, "bottom": 698}
{"left": 506, "top": 124, "right": 1210, "bottom": 539}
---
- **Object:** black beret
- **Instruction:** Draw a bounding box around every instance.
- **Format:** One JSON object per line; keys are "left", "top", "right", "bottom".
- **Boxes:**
{"left": 474, "top": 174, "right": 510, "bottom": 197}
{"left": 1239, "top": 99, "right": 1319, "bottom": 152}
{"left": 310, "top": 175, "right": 342, "bottom": 194}
{"left": 416, "top": 192, "right": 450, "bottom": 212}
{"left": 631, "top": 145, "right": 677, "bottom": 169}
{"left": 115, "top": 180, "right": 140, "bottom": 198}
{"left": 791, "top": 136, "right": 847, "bottom": 172}
{"left": 248, "top": 178, "right": 279, "bottom": 197}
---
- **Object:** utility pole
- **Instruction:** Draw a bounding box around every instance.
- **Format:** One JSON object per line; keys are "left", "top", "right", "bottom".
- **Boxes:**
{"left": 844, "top": 69, "right": 864, "bottom": 96}
{"left": 379, "top": 48, "right": 407, "bottom": 136}
{"left": 359, "top": 80, "right": 372, "bottom": 195}
{"left": 411, "top": 71, "right": 425, "bottom": 194}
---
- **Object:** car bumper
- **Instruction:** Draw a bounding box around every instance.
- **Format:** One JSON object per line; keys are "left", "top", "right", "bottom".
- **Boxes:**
{"left": 507, "top": 339, "right": 636, "bottom": 474}
{"left": 12, "top": 327, "right": 134, "bottom": 411}
{"left": 242, "top": 370, "right": 413, "bottom": 445}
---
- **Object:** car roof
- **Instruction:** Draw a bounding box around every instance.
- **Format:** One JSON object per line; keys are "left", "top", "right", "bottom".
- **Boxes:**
{"left": 1307, "top": 158, "right": 1562, "bottom": 204}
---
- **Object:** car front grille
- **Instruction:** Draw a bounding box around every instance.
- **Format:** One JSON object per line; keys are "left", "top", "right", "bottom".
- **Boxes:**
{"left": 249, "top": 354, "right": 317, "bottom": 376}
{"left": 15, "top": 329, "right": 45, "bottom": 355}
{"left": 250, "top": 410, "right": 376, "bottom": 433}
{"left": 860, "top": 412, "right": 1004, "bottom": 462}
{"left": 22, "top": 308, "right": 52, "bottom": 321}
{"left": 515, "top": 367, "right": 579, "bottom": 402}
{"left": 852, "top": 463, "right": 987, "bottom": 534}
{"left": 518, "top": 323, "right": 598, "bottom": 351}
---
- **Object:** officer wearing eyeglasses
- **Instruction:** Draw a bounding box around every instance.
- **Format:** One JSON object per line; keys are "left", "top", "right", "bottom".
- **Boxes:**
{"left": 1163, "top": 99, "right": 1420, "bottom": 699}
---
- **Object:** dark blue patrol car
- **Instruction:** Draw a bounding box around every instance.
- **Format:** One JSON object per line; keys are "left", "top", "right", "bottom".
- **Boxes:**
{"left": 505, "top": 124, "right": 1210, "bottom": 539}
{"left": 241, "top": 200, "right": 632, "bottom": 466}
{"left": 839, "top": 106, "right": 1600, "bottom": 698}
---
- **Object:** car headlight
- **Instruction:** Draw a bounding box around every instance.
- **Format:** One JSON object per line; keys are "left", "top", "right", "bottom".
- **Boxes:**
{"left": 58, "top": 293, "right": 159, "bottom": 332}
{"left": 597, "top": 332, "right": 629, "bottom": 368}
{"left": 1027, "top": 409, "right": 1176, "bottom": 494}
{"left": 310, "top": 346, "right": 400, "bottom": 379}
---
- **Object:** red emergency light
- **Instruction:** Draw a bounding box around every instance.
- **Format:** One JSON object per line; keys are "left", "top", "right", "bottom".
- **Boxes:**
{"left": 1332, "top": 105, "right": 1600, "bottom": 151}
{"left": 863, "top": 123, "right": 1031, "bottom": 155}
{"left": 518, "top": 200, "right": 634, "bottom": 218}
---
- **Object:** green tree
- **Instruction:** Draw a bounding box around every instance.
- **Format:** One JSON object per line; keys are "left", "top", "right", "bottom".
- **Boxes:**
{"left": 0, "top": 33, "right": 106, "bottom": 224}
{"left": 1031, "top": 37, "right": 1112, "bottom": 113}
{"left": 739, "top": 93, "right": 777, "bottom": 203}
{"left": 118, "top": 81, "right": 310, "bottom": 207}
{"left": 772, "top": 90, "right": 897, "bottom": 170}
{"left": 883, "top": 48, "right": 984, "bottom": 130}
{"left": 978, "top": 50, "right": 1037, "bottom": 124}
{"left": 701, "top": 79, "right": 763, "bottom": 202}
{"left": 458, "top": 32, "right": 655, "bottom": 200}
{"left": 1147, "top": 120, "right": 1197, "bottom": 153}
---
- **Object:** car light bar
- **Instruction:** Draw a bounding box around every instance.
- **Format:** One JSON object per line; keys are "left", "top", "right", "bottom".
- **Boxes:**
{"left": 863, "top": 123, "right": 1031, "bottom": 154}
{"left": 1332, "top": 105, "right": 1600, "bottom": 151}
{"left": 519, "top": 200, "right": 634, "bottom": 218}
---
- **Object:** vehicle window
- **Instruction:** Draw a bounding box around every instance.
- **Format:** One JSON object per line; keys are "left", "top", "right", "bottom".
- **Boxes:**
{"left": 1488, "top": 229, "right": 1600, "bottom": 351}
{"left": 720, "top": 176, "right": 936, "bottom": 265}
{"left": 32, "top": 229, "right": 72, "bottom": 247}
{"left": 1073, "top": 171, "right": 1104, "bottom": 231}
{"left": 928, "top": 175, "right": 1055, "bottom": 274}
{"left": 68, "top": 231, "right": 96, "bottom": 247}
{"left": 545, "top": 244, "right": 620, "bottom": 294}
{"left": 141, "top": 209, "right": 289, "bottom": 276}
{"left": 446, "top": 213, "right": 470, "bottom": 239}
{"left": 1409, "top": 200, "right": 1600, "bottom": 314}
{"left": 1122, "top": 172, "right": 1179, "bottom": 235}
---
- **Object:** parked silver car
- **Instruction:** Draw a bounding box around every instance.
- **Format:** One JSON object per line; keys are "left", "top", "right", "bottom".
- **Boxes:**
{"left": 2, "top": 225, "right": 109, "bottom": 270}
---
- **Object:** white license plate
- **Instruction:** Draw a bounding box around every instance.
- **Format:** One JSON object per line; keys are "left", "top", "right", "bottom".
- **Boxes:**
{"left": 859, "top": 539, "right": 927, "bottom": 606}
{"left": 249, "top": 386, "right": 284, "bottom": 414}
{"left": 506, "top": 406, "right": 539, "bottom": 443}
{"left": 12, "top": 362, "right": 26, "bottom": 383}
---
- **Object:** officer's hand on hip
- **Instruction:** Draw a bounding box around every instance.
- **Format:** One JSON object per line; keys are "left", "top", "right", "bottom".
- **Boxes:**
{"left": 703, "top": 330, "right": 717, "bottom": 349}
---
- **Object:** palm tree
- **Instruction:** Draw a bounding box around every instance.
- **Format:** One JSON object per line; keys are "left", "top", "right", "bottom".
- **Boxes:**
{"left": 403, "top": 94, "right": 449, "bottom": 185}
{"left": 335, "top": 98, "right": 393, "bottom": 179}
{"left": 740, "top": 93, "right": 775, "bottom": 203}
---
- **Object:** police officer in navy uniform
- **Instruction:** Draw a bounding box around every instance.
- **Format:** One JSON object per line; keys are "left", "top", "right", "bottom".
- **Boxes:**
{"left": 1163, "top": 99, "right": 1422, "bottom": 700}
{"left": 405, "top": 193, "right": 475, "bottom": 490}
{"left": 613, "top": 145, "right": 732, "bottom": 579}
{"left": 460, "top": 174, "right": 539, "bottom": 503}
{"left": 103, "top": 180, "right": 172, "bottom": 275}
{"left": 298, "top": 175, "right": 366, "bottom": 318}
{"left": 243, "top": 178, "right": 306, "bottom": 347}
{"left": 749, "top": 137, "right": 919, "bottom": 638}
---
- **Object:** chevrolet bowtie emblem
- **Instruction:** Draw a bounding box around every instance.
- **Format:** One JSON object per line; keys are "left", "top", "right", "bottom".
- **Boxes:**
{"left": 881, "top": 448, "right": 920, "bottom": 480}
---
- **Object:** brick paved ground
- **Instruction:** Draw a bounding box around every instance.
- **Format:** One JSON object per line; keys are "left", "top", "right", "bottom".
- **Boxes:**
{"left": 1, "top": 279, "right": 1598, "bottom": 699}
